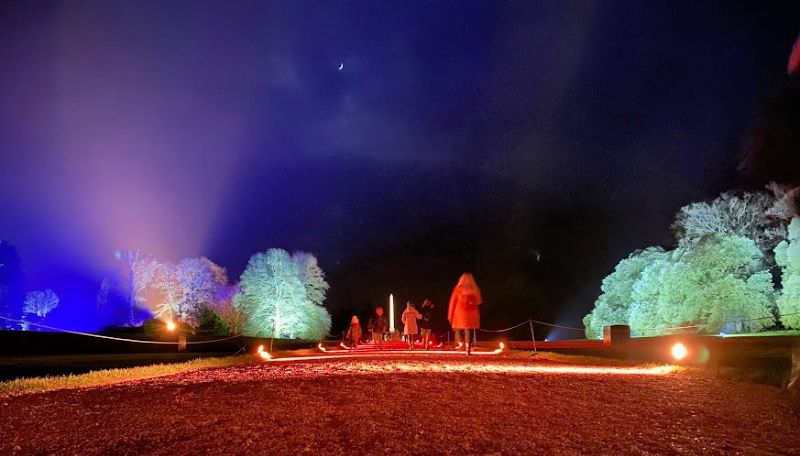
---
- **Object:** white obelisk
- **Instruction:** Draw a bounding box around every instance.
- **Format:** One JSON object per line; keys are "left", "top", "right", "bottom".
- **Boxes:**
{"left": 389, "top": 294, "right": 395, "bottom": 333}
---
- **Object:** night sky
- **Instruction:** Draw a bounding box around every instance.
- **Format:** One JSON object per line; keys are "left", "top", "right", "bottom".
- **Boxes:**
{"left": 1, "top": 1, "right": 799, "bottom": 334}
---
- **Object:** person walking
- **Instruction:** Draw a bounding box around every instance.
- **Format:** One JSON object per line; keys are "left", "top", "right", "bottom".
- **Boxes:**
{"left": 401, "top": 301, "right": 422, "bottom": 350}
{"left": 345, "top": 315, "right": 361, "bottom": 350}
{"left": 369, "top": 306, "right": 389, "bottom": 350}
{"left": 448, "top": 273, "right": 482, "bottom": 355}
{"left": 419, "top": 299, "right": 434, "bottom": 350}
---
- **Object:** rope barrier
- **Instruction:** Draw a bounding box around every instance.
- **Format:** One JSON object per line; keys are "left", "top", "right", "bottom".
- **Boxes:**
{"left": 6, "top": 309, "right": 800, "bottom": 346}
{"left": 440, "top": 309, "right": 800, "bottom": 338}
{"left": 633, "top": 311, "right": 800, "bottom": 334}
{"left": 477, "top": 319, "right": 532, "bottom": 333}
{"left": 528, "top": 319, "right": 586, "bottom": 332}
{"left": 186, "top": 335, "right": 243, "bottom": 344}
{"left": 0, "top": 315, "right": 243, "bottom": 345}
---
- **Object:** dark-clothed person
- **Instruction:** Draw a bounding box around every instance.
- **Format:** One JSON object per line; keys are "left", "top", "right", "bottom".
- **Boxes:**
{"left": 345, "top": 316, "right": 361, "bottom": 349}
{"left": 419, "top": 299, "right": 434, "bottom": 350}
{"left": 369, "top": 307, "right": 389, "bottom": 350}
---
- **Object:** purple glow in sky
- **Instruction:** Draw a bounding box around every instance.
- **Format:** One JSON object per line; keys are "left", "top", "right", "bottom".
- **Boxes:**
{"left": 1, "top": 1, "right": 799, "bottom": 327}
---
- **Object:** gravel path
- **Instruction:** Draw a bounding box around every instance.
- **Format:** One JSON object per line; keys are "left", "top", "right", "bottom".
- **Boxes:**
{"left": 2, "top": 354, "right": 799, "bottom": 456}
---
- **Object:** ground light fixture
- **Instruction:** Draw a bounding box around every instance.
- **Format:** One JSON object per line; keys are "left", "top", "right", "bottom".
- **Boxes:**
{"left": 671, "top": 342, "right": 688, "bottom": 361}
{"left": 256, "top": 344, "right": 272, "bottom": 360}
{"left": 166, "top": 321, "right": 176, "bottom": 331}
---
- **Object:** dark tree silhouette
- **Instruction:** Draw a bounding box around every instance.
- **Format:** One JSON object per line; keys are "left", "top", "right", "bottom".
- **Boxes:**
{"left": 0, "top": 241, "right": 24, "bottom": 329}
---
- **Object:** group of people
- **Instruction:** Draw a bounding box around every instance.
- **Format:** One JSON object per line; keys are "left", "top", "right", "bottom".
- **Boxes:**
{"left": 345, "top": 272, "right": 482, "bottom": 354}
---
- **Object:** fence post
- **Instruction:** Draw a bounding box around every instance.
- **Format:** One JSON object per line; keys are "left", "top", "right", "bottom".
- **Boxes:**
{"left": 178, "top": 332, "right": 187, "bottom": 352}
{"left": 270, "top": 320, "right": 275, "bottom": 353}
{"left": 529, "top": 320, "right": 537, "bottom": 353}
{"left": 473, "top": 329, "right": 477, "bottom": 348}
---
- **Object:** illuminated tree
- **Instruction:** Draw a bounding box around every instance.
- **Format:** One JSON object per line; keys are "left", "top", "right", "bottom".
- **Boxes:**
{"left": 307, "top": 301, "right": 333, "bottom": 339}
{"left": 21, "top": 289, "right": 59, "bottom": 330}
{"left": 629, "top": 235, "right": 774, "bottom": 334}
{"left": 177, "top": 257, "right": 216, "bottom": 320}
{"left": 776, "top": 217, "right": 800, "bottom": 328}
{"left": 627, "top": 249, "right": 683, "bottom": 335}
{"left": 152, "top": 262, "right": 185, "bottom": 321}
{"left": 588, "top": 234, "right": 776, "bottom": 336}
{"left": 235, "top": 249, "right": 331, "bottom": 339}
{"left": 23, "top": 289, "right": 59, "bottom": 318}
{"left": 202, "top": 257, "right": 229, "bottom": 292}
{"left": 671, "top": 191, "right": 785, "bottom": 254}
{"left": 583, "top": 247, "right": 666, "bottom": 338}
{"left": 676, "top": 235, "right": 774, "bottom": 333}
{"left": 215, "top": 284, "right": 244, "bottom": 335}
{"left": 150, "top": 257, "right": 230, "bottom": 327}
{"left": 113, "top": 250, "right": 160, "bottom": 326}
{"left": 292, "top": 252, "right": 329, "bottom": 307}
{"left": 210, "top": 301, "right": 239, "bottom": 334}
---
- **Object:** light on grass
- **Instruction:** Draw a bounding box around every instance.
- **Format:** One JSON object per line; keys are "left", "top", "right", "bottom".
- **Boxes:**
{"left": 718, "top": 332, "right": 726, "bottom": 338}
{"left": 671, "top": 342, "right": 688, "bottom": 361}
{"left": 263, "top": 355, "right": 679, "bottom": 376}
{"left": 166, "top": 321, "right": 176, "bottom": 331}
{"left": 499, "top": 342, "right": 505, "bottom": 350}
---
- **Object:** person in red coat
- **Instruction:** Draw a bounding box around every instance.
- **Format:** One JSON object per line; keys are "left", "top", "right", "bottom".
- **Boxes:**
{"left": 448, "top": 273, "right": 482, "bottom": 355}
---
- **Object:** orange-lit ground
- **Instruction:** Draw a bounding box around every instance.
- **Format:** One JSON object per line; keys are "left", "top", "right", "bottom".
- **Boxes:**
{"left": 1, "top": 354, "right": 799, "bottom": 455}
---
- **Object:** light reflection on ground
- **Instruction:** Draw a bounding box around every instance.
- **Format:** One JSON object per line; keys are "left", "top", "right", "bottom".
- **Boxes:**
{"left": 262, "top": 353, "right": 678, "bottom": 376}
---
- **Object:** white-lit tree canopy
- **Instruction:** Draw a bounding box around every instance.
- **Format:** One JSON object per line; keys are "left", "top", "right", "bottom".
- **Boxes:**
{"left": 652, "top": 235, "right": 775, "bottom": 334}
{"left": 152, "top": 261, "right": 185, "bottom": 322}
{"left": 671, "top": 191, "right": 785, "bottom": 253}
{"left": 111, "top": 250, "right": 160, "bottom": 326}
{"left": 585, "top": 189, "right": 787, "bottom": 337}
{"left": 776, "top": 217, "right": 800, "bottom": 329}
{"left": 292, "top": 251, "right": 330, "bottom": 307}
{"left": 583, "top": 247, "right": 666, "bottom": 338}
{"left": 585, "top": 234, "right": 776, "bottom": 337}
{"left": 235, "top": 249, "right": 331, "bottom": 339}
{"left": 23, "top": 289, "right": 59, "bottom": 318}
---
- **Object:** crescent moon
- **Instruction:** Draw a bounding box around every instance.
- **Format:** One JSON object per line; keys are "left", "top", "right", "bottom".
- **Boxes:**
{"left": 338, "top": 63, "right": 344, "bottom": 71}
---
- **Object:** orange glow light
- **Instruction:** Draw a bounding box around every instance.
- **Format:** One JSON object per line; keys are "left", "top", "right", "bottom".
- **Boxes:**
{"left": 256, "top": 344, "right": 272, "bottom": 360}
{"left": 263, "top": 355, "right": 679, "bottom": 376}
{"left": 671, "top": 342, "right": 688, "bottom": 361}
{"left": 166, "top": 321, "right": 176, "bottom": 331}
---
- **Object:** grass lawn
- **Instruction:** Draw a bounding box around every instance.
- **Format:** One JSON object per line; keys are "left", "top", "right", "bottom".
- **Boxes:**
{"left": 0, "top": 346, "right": 326, "bottom": 396}
{"left": 0, "top": 352, "right": 236, "bottom": 381}
{"left": 0, "top": 354, "right": 257, "bottom": 396}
